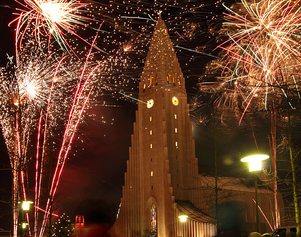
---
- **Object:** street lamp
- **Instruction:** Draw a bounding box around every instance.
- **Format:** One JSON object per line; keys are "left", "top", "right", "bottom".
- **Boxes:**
{"left": 178, "top": 215, "right": 188, "bottom": 237}
{"left": 22, "top": 201, "right": 33, "bottom": 211}
{"left": 241, "top": 154, "right": 269, "bottom": 233}
{"left": 21, "top": 201, "right": 33, "bottom": 237}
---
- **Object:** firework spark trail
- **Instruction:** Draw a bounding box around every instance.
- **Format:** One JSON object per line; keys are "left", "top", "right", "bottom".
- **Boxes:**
{"left": 203, "top": 0, "right": 301, "bottom": 229}
{"left": 11, "top": 0, "right": 99, "bottom": 55}
{"left": 39, "top": 77, "right": 97, "bottom": 237}
{"left": 34, "top": 112, "right": 42, "bottom": 236}
{"left": 1, "top": 0, "right": 228, "bottom": 235}
{"left": 35, "top": 206, "right": 59, "bottom": 217}
{"left": 35, "top": 55, "right": 68, "bottom": 193}
{"left": 1, "top": 49, "right": 56, "bottom": 237}
{"left": 0, "top": 37, "right": 103, "bottom": 236}
{"left": 39, "top": 87, "right": 94, "bottom": 237}
{"left": 209, "top": 0, "right": 301, "bottom": 118}
{"left": 33, "top": 55, "right": 69, "bottom": 235}
{"left": 0, "top": 83, "right": 20, "bottom": 236}
{"left": 39, "top": 29, "right": 102, "bottom": 236}
{"left": 220, "top": 2, "right": 301, "bottom": 58}
{"left": 90, "top": 0, "right": 223, "bottom": 101}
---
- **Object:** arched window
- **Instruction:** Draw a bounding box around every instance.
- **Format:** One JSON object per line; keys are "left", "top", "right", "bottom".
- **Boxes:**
{"left": 150, "top": 203, "right": 157, "bottom": 233}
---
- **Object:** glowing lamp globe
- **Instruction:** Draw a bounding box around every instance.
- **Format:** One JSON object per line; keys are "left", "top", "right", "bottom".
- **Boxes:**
{"left": 178, "top": 215, "right": 188, "bottom": 222}
{"left": 22, "top": 201, "right": 33, "bottom": 211}
{"left": 241, "top": 155, "right": 269, "bottom": 172}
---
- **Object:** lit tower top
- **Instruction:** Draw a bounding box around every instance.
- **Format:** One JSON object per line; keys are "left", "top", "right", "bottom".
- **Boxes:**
{"left": 139, "top": 14, "right": 185, "bottom": 92}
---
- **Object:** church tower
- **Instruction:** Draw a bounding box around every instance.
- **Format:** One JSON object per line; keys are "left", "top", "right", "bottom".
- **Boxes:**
{"left": 111, "top": 15, "right": 216, "bottom": 237}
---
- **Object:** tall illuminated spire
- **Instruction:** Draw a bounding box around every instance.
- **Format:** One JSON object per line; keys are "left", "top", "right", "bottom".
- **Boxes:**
{"left": 112, "top": 13, "right": 218, "bottom": 237}
{"left": 139, "top": 14, "right": 185, "bottom": 91}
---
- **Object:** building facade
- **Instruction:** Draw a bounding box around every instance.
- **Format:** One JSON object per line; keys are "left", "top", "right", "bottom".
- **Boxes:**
{"left": 111, "top": 15, "right": 216, "bottom": 237}
{"left": 111, "top": 15, "right": 283, "bottom": 237}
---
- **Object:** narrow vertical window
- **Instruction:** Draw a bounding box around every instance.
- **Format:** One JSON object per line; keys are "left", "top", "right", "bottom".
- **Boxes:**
{"left": 149, "top": 73, "right": 152, "bottom": 86}
{"left": 175, "top": 128, "right": 177, "bottom": 133}
{"left": 150, "top": 116, "right": 152, "bottom": 121}
{"left": 175, "top": 141, "right": 178, "bottom": 147}
{"left": 174, "top": 114, "right": 177, "bottom": 119}
{"left": 150, "top": 144, "right": 152, "bottom": 149}
{"left": 150, "top": 204, "right": 157, "bottom": 233}
{"left": 150, "top": 130, "right": 153, "bottom": 135}
{"left": 151, "top": 171, "right": 153, "bottom": 176}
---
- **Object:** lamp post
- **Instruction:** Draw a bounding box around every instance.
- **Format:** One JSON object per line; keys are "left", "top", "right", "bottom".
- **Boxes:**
{"left": 22, "top": 201, "right": 33, "bottom": 211}
{"left": 21, "top": 201, "right": 33, "bottom": 237}
{"left": 178, "top": 215, "right": 188, "bottom": 237}
{"left": 241, "top": 154, "right": 269, "bottom": 233}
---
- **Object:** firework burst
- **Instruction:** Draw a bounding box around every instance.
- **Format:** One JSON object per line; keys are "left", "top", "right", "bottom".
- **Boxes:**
{"left": 0, "top": 35, "right": 104, "bottom": 236}
{"left": 90, "top": 0, "right": 224, "bottom": 101}
{"left": 11, "top": 0, "right": 99, "bottom": 55}
{"left": 1, "top": 0, "right": 230, "bottom": 236}
{"left": 201, "top": 1, "right": 301, "bottom": 229}
{"left": 203, "top": 0, "right": 301, "bottom": 122}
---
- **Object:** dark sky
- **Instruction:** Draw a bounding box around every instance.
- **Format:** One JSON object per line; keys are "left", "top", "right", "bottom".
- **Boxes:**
{"left": 0, "top": 0, "right": 274, "bottom": 231}
{"left": 56, "top": 99, "right": 136, "bottom": 224}
{"left": 0, "top": 2, "right": 14, "bottom": 67}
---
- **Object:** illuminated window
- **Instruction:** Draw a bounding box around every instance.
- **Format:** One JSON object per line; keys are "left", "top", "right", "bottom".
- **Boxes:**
{"left": 175, "top": 128, "right": 177, "bottom": 133}
{"left": 174, "top": 114, "right": 177, "bottom": 119}
{"left": 151, "top": 171, "right": 153, "bottom": 176}
{"left": 150, "top": 130, "right": 153, "bottom": 135}
{"left": 150, "top": 116, "right": 152, "bottom": 121}
{"left": 150, "top": 204, "right": 157, "bottom": 232}
{"left": 149, "top": 73, "right": 153, "bottom": 86}
{"left": 150, "top": 144, "right": 152, "bottom": 149}
{"left": 175, "top": 141, "right": 178, "bottom": 147}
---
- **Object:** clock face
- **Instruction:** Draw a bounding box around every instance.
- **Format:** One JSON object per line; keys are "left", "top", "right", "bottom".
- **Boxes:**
{"left": 172, "top": 96, "right": 179, "bottom": 106}
{"left": 147, "top": 99, "right": 154, "bottom": 108}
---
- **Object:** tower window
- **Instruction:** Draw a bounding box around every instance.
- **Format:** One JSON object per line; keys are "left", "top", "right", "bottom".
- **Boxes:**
{"left": 150, "top": 130, "right": 153, "bottom": 135}
{"left": 150, "top": 116, "right": 152, "bottom": 121}
{"left": 175, "top": 128, "right": 177, "bottom": 133}
{"left": 150, "top": 144, "right": 153, "bottom": 149}
{"left": 175, "top": 141, "right": 178, "bottom": 147}
{"left": 151, "top": 158, "right": 152, "bottom": 162}
{"left": 151, "top": 171, "right": 153, "bottom": 176}
{"left": 173, "top": 72, "right": 175, "bottom": 84}
{"left": 149, "top": 73, "right": 152, "bottom": 86}
{"left": 174, "top": 114, "right": 177, "bottom": 119}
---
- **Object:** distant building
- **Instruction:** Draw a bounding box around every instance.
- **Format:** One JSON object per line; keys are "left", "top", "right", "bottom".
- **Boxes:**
{"left": 200, "top": 175, "right": 285, "bottom": 235}
{"left": 110, "top": 15, "right": 283, "bottom": 237}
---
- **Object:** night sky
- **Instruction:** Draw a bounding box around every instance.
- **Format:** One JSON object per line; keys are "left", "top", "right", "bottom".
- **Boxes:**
{"left": 0, "top": 0, "right": 274, "bottom": 232}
